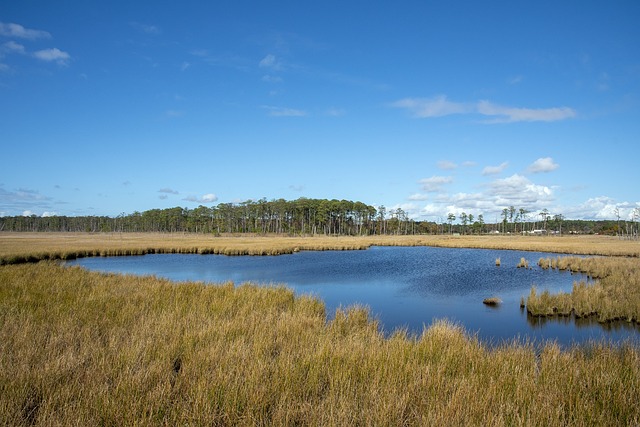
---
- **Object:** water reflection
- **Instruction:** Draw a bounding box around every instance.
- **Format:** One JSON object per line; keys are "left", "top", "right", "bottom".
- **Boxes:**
{"left": 69, "top": 246, "right": 639, "bottom": 347}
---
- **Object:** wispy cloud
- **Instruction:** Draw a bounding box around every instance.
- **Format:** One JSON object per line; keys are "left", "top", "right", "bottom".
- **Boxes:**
{"left": 183, "top": 193, "right": 218, "bottom": 203}
{"left": 289, "top": 184, "right": 305, "bottom": 192}
{"left": 262, "top": 105, "right": 307, "bottom": 117}
{"left": 482, "top": 162, "right": 509, "bottom": 175}
{"left": 0, "top": 22, "right": 51, "bottom": 40}
{"left": 391, "top": 95, "right": 576, "bottom": 123}
{"left": 476, "top": 101, "right": 576, "bottom": 123}
{"left": 390, "top": 95, "right": 471, "bottom": 118}
{"left": 159, "top": 188, "right": 179, "bottom": 195}
{"left": 33, "top": 48, "right": 70, "bottom": 65}
{"left": 259, "top": 54, "right": 282, "bottom": 70}
{"left": 418, "top": 176, "right": 453, "bottom": 192}
{"left": 2, "top": 41, "right": 26, "bottom": 54}
{"left": 437, "top": 160, "right": 458, "bottom": 170}
{"left": 528, "top": 157, "right": 559, "bottom": 173}
{"left": 130, "top": 22, "right": 161, "bottom": 35}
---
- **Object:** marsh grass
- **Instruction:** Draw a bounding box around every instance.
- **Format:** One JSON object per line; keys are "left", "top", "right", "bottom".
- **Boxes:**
{"left": 517, "top": 257, "right": 530, "bottom": 269}
{"left": 483, "top": 297, "right": 502, "bottom": 306}
{"left": 1, "top": 262, "right": 639, "bottom": 425}
{"left": 528, "top": 256, "right": 640, "bottom": 323}
{"left": 1, "top": 233, "right": 639, "bottom": 266}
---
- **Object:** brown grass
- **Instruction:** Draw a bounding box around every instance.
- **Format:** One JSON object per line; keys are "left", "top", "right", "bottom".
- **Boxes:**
{"left": 1, "top": 262, "right": 639, "bottom": 425}
{"left": 1, "top": 232, "right": 639, "bottom": 265}
{"left": 528, "top": 256, "right": 640, "bottom": 323}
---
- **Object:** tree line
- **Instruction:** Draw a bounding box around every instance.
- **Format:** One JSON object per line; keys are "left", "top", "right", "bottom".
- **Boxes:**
{"left": 0, "top": 198, "right": 421, "bottom": 236}
{"left": 1, "top": 199, "right": 635, "bottom": 237}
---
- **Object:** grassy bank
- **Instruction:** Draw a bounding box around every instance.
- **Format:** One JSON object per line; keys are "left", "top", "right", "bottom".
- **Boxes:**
{"left": 1, "top": 232, "right": 639, "bottom": 265}
{"left": 1, "top": 262, "right": 639, "bottom": 425}
{"left": 527, "top": 256, "right": 640, "bottom": 323}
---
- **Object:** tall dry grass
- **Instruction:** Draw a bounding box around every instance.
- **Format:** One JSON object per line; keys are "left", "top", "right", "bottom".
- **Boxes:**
{"left": 1, "top": 232, "right": 639, "bottom": 265}
{"left": 528, "top": 256, "right": 640, "bottom": 323}
{"left": 1, "top": 262, "right": 639, "bottom": 425}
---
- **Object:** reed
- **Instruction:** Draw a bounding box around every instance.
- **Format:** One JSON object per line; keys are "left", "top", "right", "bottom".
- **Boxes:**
{"left": 495, "top": 257, "right": 501, "bottom": 266}
{"left": 1, "top": 262, "right": 639, "bottom": 425}
{"left": 527, "top": 256, "right": 640, "bottom": 323}
{"left": 517, "top": 257, "right": 529, "bottom": 269}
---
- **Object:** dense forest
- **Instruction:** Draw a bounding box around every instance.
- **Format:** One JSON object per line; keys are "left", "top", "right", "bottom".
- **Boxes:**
{"left": 0, "top": 197, "right": 633, "bottom": 237}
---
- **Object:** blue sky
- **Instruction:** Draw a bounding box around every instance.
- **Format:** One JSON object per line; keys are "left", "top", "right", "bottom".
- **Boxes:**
{"left": 1, "top": 1, "right": 639, "bottom": 222}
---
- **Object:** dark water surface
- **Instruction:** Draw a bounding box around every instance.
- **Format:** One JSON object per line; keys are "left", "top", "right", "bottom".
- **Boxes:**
{"left": 69, "top": 246, "right": 639, "bottom": 346}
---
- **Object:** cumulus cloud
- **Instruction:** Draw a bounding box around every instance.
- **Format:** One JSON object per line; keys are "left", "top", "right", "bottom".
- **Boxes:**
{"left": 482, "top": 162, "right": 509, "bottom": 175}
{"left": 33, "top": 48, "right": 70, "bottom": 65}
{"left": 563, "top": 197, "right": 639, "bottom": 220}
{"left": 490, "top": 174, "right": 553, "bottom": 206}
{"left": 391, "top": 95, "right": 576, "bottom": 123}
{"left": 183, "top": 193, "right": 218, "bottom": 203}
{"left": 419, "top": 176, "right": 453, "bottom": 192}
{"left": 528, "top": 157, "right": 559, "bottom": 173}
{"left": 0, "top": 22, "right": 51, "bottom": 40}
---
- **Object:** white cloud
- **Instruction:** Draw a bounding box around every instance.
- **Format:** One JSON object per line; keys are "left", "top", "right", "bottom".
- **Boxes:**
{"left": 477, "top": 101, "right": 576, "bottom": 123}
{"left": 33, "top": 48, "right": 70, "bottom": 65}
{"left": 563, "top": 197, "right": 640, "bottom": 220}
{"left": 183, "top": 193, "right": 218, "bottom": 203}
{"left": 490, "top": 174, "right": 553, "bottom": 205}
{"left": 528, "top": 157, "right": 559, "bottom": 173}
{"left": 0, "top": 22, "right": 51, "bottom": 40}
{"left": 419, "top": 176, "right": 453, "bottom": 192}
{"left": 159, "top": 188, "right": 179, "bottom": 195}
{"left": 180, "top": 62, "right": 190, "bottom": 71}
{"left": 391, "top": 95, "right": 576, "bottom": 123}
{"left": 262, "top": 105, "right": 307, "bottom": 117}
{"left": 22, "top": 210, "right": 35, "bottom": 216}
{"left": 201, "top": 193, "right": 217, "bottom": 203}
{"left": 259, "top": 54, "right": 282, "bottom": 70}
{"left": 42, "top": 211, "right": 57, "bottom": 217}
{"left": 437, "top": 160, "right": 457, "bottom": 170}
{"left": 482, "top": 162, "right": 509, "bottom": 175}
{"left": 408, "top": 193, "right": 429, "bottom": 201}
{"left": 391, "top": 95, "right": 471, "bottom": 118}
{"left": 2, "top": 41, "right": 26, "bottom": 54}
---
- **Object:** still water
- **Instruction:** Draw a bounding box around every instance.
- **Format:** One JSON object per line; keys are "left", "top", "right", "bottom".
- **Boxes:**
{"left": 69, "top": 246, "right": 639, "bottom": 346}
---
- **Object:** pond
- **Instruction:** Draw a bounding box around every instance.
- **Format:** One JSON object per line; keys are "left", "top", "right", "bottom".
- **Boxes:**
{"left": 68, "top": 246, "right": 639, "bottom": 346}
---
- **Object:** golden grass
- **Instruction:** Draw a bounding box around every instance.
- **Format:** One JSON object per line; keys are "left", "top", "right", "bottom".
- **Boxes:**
{"left": 528, "top": 256, "right": 640, "bottom": 323}
{"left": 1, "top": 232, "right": 639, "bottom": 265}
{"left": 1, "top": 262, "right": 639, "bottom": 425}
